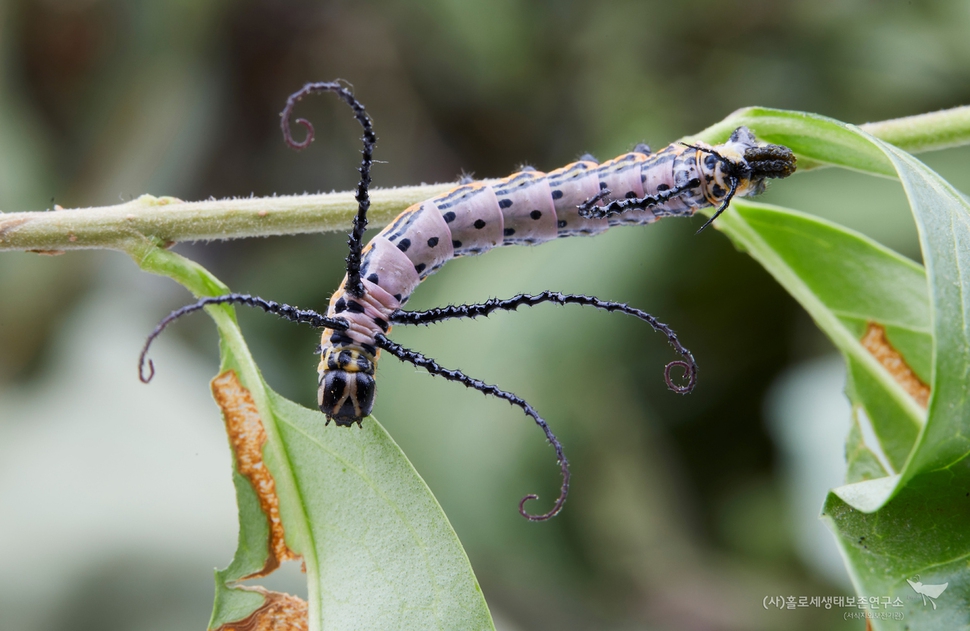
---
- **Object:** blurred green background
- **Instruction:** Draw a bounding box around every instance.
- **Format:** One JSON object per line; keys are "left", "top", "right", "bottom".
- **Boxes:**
{"left": 2, "top": 1, "right": 970, "bottom": 630}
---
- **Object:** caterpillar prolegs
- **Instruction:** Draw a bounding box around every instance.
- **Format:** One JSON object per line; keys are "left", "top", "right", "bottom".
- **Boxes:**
{"left": 140, "top": 81, "right": 795, "bottom": 521}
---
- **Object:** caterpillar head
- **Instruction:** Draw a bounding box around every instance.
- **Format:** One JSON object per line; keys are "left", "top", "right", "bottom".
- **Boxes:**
{"left": 318, "top": 347, "right": 376, "bottom": 427}
{"left": 690, "top": 127, "right": 796, "bottom": 232}
{"left": 724, "top": 126, "right": 797, "bottom": 195}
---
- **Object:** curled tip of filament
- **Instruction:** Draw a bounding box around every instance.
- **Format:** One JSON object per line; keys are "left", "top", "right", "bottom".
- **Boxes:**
{"left": 664, "top": 360, "right": 696, "bottom": 394}
{"left": 139, "top": 357, "right": 155, "bottom": 384}
{"left": 518, "top": 492, "right": 565, "bottom": 522}
{"left": 284, "top": 117, "right": 315, "bottom": 150}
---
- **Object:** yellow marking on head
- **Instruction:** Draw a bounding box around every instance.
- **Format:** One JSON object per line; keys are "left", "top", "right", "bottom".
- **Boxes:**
{"left": 718, "top": 146, "right": 744, "bottom": 163}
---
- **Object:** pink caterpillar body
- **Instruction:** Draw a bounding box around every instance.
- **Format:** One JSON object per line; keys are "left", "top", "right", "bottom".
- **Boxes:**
{"left": 318, "top": 127, "right": 796, "bottom": 423}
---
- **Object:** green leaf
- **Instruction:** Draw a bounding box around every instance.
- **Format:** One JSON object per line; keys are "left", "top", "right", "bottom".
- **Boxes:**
{"left": 268, "top": 391, "right": 493, "bottom": 629}
{"left": 821, "top": 467, "right": 970, "bottom": 629}
{"left": 712, "top": 200, "right": 928, "bottom": 474}
{"left": 690, "top": 107, "right": 899, "bottom": 175}
{"left": 128, "top": 241, "right": 494, "bottom": 631}
{"left": 697, "top": 108, "right": 970, "bottom": 486}
{"left": 696, "top": 109, "right": 970, "bottom": 628}
{"left": 845, "top": 408, "right": 889, "bottom": 485}
{"left": 824, "top": 139, "right": 970, "bottom": 631}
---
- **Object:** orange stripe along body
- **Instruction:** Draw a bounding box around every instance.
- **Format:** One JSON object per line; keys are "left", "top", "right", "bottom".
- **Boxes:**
{"left": 318, "top": 127, "right": 795, "bottom": 425}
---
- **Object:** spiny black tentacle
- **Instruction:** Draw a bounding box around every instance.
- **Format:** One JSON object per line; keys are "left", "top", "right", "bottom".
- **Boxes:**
{"left": 376, "top": 334, "right": 570, "bottom": 521}
{"left": 390, "top": 291, "right": 698, "bottom": 394}
{"left": 281, "top": 81, "right": 376, "bottom": 298}
{"left": 694, "top": 176, "right": 739, "bottom": 234}
{"left": 139, "top": 294, "right": 347, "bottom": 384}
{"left": 680, "top": 142, "right": 729, "bottom": 164}
{"left": 577, "top": 188, "right": 612, "bottom": 213}
{"left": 578, "top": 178, "right": 702, "bottom": 219}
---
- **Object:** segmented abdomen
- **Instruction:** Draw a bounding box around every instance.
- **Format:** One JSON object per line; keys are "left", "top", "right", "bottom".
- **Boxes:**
{"left": 318, "top": 141, "right": 715, "bottom": 377}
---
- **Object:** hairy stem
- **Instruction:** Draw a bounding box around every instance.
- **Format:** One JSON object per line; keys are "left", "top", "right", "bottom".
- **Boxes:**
{"left": 0, "top": 184, "right": 456, "bottom": 252}
{"left": 859, "top": 106, "right": 970, "bottom": 154}
{"left": 3, "top": 106, "right": 970, "bottom": 253}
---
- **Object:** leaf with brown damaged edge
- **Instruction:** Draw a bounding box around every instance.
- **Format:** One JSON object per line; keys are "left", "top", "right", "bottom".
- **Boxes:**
{"left": 211, "top": 370, "right": 298, "bottom": 577}
{"left": 215, "top": 587, "right": 308, "bottom": 631}
{"left": 130, "top": 243, "right": 494, "bottom": 631}
{"left": 710, "top": 199, "right": 929, "bottom": 472}
{"left": 694, "top": 108, "right": 970, "bottom": 629}
{"left": 208, "top": 349, "right": 304, "bottom": 630}
{"left": 860, "top": 323, "right": 931, "bottom": 409}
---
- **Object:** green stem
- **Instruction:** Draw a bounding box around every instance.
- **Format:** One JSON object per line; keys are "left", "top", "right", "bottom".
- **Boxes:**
{"left": 3, "top": 105, "right": 970, "bottom": 253}
{"left": 0, "top": 184, "right": 456, "bottom": 252}
{"left": 859, "top": 105, "right": 970, "bottom": 154}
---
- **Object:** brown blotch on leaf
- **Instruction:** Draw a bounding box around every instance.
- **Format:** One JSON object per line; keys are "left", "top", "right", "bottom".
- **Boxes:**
{"left": 216, "top": 588, "right": 308, "bottom": 631}
{"left": 28, "top": 249, "right": 66, "bottom": 256}
{"left": 861, "top": 322, "right": 931, "bottom": 408}
{"left": 211, "top": 370, "right": 298, "bottom": 577}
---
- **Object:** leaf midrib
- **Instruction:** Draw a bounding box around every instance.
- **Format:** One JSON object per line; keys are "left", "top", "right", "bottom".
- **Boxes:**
{"left": 276, "top": 412, "right": 450, "bottom": 629}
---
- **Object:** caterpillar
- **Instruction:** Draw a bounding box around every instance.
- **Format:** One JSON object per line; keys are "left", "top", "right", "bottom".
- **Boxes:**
{"left": 139, "top": 81, "right": 795, "bottom": 521}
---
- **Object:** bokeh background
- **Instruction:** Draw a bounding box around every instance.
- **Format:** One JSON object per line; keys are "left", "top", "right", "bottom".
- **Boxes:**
{"left": 2, "top": 1, "right": 970, "bottom": 630}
